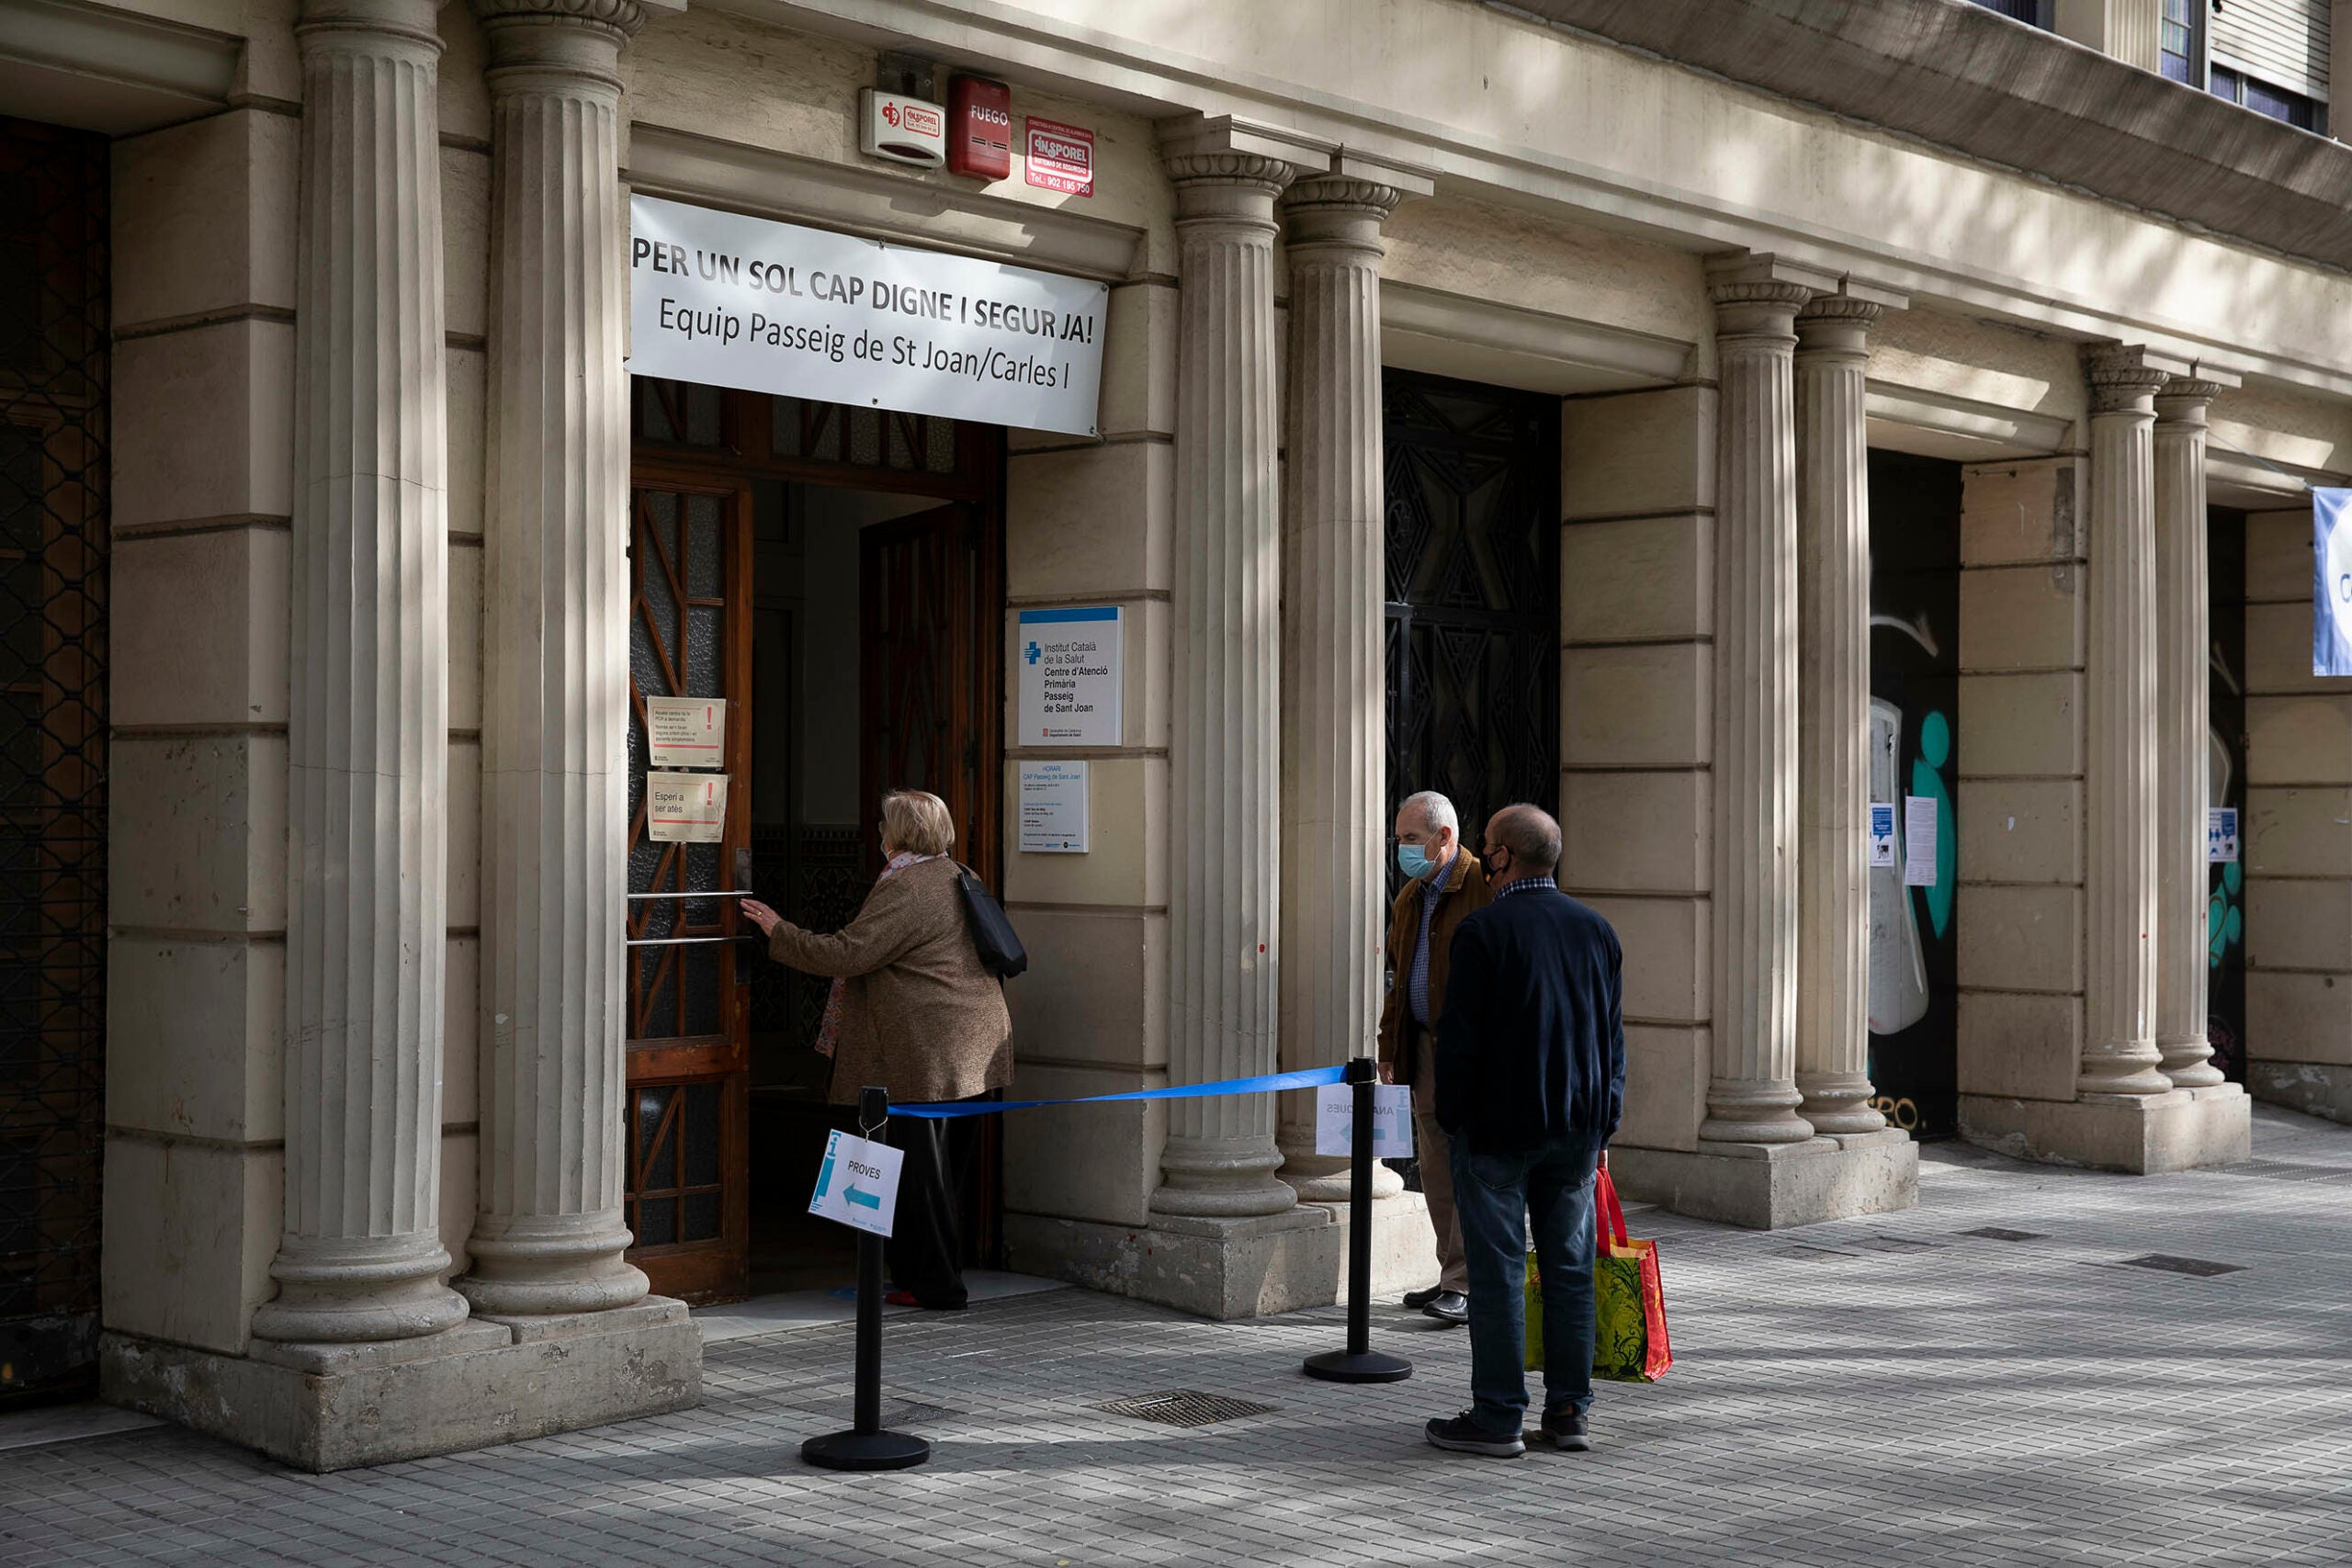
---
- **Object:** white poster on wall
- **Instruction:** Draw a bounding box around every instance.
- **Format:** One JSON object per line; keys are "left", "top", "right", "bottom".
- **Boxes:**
{"left": 2208, "top": 807, "right": 2240, "bottom": 864}
{"left": 1019, "top": 761, "right": 1089, "bottom": 853}
{"left": 1313, "top": 1085, "right": 1415, "bottom": 1158}
{"left": 1867, "top": 802, "right": 1897, "bottom": 869}
{"left": 628, "top": 195, "right": 1108, "bottom": 436}
{"left": 1017, "top": 606, "right": 1121, "bottom": 745}
{"left": 1903, "top": 795, "right": 1939, "bottom": 887}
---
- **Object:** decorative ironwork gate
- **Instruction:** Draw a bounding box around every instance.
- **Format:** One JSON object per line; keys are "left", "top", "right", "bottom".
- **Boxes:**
{"left": 0, "top": 118, "right": 108, "bottom": 1404}
{"left": 1382, "top": 369, "right": 1560, "bottom": 872}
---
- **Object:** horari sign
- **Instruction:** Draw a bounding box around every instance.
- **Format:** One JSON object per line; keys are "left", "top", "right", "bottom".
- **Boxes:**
{"left": 628, "top": 195, "right": 1108, "bottom": 437}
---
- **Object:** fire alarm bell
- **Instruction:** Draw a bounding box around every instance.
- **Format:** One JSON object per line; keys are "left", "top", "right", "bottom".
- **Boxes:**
{"left": 946, "top": 76, "right": 1012, "bottom": 181}
{"left": 860, "top": 88, "right": 945, "bottom": 169}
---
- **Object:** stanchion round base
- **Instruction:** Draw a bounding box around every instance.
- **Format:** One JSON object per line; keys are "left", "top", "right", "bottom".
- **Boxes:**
{"left": 800, "top": 1428, "right": 933, "bottom": 1471}
{"left": 1302, "top": 1349, "right": 1413, "bottom": 1383}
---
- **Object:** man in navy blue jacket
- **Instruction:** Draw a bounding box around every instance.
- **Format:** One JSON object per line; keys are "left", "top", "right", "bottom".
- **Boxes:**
{"left": 1424, "top": 803, "right": 1625, "bottom": 1458}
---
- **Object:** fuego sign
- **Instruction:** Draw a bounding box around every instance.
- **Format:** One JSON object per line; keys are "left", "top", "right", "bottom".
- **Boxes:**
{"left": 628, "top": 195, "right": 1107, "bottom": 437}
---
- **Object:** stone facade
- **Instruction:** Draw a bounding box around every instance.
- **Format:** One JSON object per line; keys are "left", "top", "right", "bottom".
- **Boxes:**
{"left": 16, "top": 0, "right": 2342, "bottom": 1465}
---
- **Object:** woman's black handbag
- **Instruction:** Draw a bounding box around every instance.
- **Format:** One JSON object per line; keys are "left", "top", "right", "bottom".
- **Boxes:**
{"left": 955, "top": 863, "right": 1028, "bottom": 978}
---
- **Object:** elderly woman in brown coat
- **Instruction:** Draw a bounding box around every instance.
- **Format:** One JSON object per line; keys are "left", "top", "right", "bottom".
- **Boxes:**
{"left": 741, "top": 788, "right": 1011, "bottom": 1311}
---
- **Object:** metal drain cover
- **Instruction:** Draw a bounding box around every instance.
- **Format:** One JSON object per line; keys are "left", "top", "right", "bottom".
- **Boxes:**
{"left": 1962, "top": 1227, "right": 2047, "bottom": 1242}
{"left": 2118, "top": 1254, "right": 2244, "bottom": 1278}
{"left": 1098, "top": 1391, "right": 1278, "bottom": 1427}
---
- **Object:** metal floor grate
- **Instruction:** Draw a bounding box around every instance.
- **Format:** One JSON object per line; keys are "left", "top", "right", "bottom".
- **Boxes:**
{"left": 2116, "top": 1254, "right": 2244, "bottom": 1278}
{"left": 1097, "top": 1391, "right": 1278, "bottom": 1428}
{"left": 1962, "top": 1227, "right": 2049, "bottom": 1242}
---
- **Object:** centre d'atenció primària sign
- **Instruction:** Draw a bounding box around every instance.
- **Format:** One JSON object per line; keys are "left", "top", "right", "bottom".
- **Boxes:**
{"left": 627, "top": 194, "right": 1109, "bottom": 438}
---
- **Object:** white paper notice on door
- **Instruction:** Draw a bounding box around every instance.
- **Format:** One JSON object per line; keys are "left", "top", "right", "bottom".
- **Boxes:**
{"left": 1903, "top": 795, "right": 1939, "bottom": 887}
{"left": 645, "top": 696, "right": 726, "bottom": 769}
{"left": 647, "top": 772, "right": 728, "bottom": 842}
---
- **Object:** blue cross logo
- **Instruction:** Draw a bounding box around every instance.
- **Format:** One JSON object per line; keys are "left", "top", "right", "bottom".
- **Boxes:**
{"left": 1024, "top": 641, "right": 1042, "bottom": 665}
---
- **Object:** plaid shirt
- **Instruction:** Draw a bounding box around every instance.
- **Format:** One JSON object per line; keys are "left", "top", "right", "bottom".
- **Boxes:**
{"left": 1493, "top": 874, "right": 1558, "bottom": 899}
{"left": 1408, "top": 850, "right": 1458, "bottom": 1026}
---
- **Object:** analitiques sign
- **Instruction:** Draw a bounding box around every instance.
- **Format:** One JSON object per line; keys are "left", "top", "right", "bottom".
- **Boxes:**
{"left": 628, "top": 195, "right": 1108, "bottom": 436}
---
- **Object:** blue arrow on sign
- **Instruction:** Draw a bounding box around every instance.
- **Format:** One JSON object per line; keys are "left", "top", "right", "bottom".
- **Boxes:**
{"left": 845, "top": 1186, "right": 882, "bottom": 1211}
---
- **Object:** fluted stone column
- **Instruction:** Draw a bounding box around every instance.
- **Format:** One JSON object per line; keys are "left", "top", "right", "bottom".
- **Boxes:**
{"left": 1701, "top": 271, "right": 1817, "bottom": 1146}
{"left": 1793, "top": 297, "right": 1890, "bottom": 1134}
{"left": 252, "top": 0, "right": 466, "bottom": 1344}
{"left": 457, "top": 0, "right": 650, "bottom": 1315}
{"left": 1274, "top": 175, "right": 1408, "bottom": 1202}
{"left": 2153, "top": 378, "right": 2227, "bottom": 1089}
{"left": 1153, "top": 151, "right": 1296, "bottom": 1219}
{"left": 2081, "top": 347, "right": 2177, "bottom": 1099}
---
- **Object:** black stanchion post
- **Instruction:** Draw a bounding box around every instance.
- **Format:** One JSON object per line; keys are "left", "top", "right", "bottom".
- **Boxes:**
{"left": 802, "top": 1086, "right": 933, "bottom": 1472}
{"left": 1303, "top": 1056, "right": 1412, "bottom": 1383}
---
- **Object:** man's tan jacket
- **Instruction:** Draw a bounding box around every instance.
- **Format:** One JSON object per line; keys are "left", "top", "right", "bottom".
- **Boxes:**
{"left": 1374, "top": 849, "right": 1491, "bottom": 1085}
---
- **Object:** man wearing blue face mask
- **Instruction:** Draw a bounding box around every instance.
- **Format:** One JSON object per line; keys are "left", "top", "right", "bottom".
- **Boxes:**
{"left": 1374, "top": 790, "right": 1491, "bottom": 1324}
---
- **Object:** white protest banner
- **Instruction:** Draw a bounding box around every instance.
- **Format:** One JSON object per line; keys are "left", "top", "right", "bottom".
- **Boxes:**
{"left": 647, "top": 772, "right": 727, "bottom": 843}
{"left": 1903, "top": 795, "right": 1939, "bottom": 887}
{"left": 628, "top": 195, "right": 1108, "bottom": 437}
{"left": 1017, "top": 606, "right": 1121, "bottom": 744}
{"left": 645, "top": 696, "right": 726, "bottom": 770}
{"left": 1867, "top": 802, "right": 1896, "bottom": 869}
{"left": 808, "top": 1129, "right": 902, "bottom": 1239}
{"left": 1314, "top": 1084, "right": 1414, "bottom": 1158}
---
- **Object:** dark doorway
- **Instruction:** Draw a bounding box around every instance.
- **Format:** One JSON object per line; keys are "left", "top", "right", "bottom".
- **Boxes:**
{"left": 0, "top": 118, "right": 107, "bottom": 1405}
{"left": 1382, "top": 368, "right": 1561, "bottom": 877}
{"left": 627, "top": 384, "right": 1003, "bottom": 1303}
{"left": 2207, "top": 505, "right": 2248, "bottom": 1082}
{"left": 1866, "top": 449, "right": 1962, "bottom": 1138}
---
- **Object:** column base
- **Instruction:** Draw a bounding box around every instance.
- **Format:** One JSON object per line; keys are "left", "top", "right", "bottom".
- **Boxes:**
{"left": 1609, "top": 1130, "right": 1918, "bottom": 1229}
{"left": 100, "top": 1299, "right": 700, "bottom": 1472}
{"left": 1960, "top": 1086, "right": 2252, "bottom": 1173}
{"left": 2246, "top": 1061, "right": 2352, "bottom": 1126}
{"left": 1001, "top": 1205, "right": 1341, "bottom": 1319}
{"left": 1294, "top": 1190, "right": 1440, "bottom": 1303}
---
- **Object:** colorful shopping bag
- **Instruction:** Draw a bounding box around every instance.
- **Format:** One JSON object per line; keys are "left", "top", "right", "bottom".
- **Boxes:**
{"left": 1524, "top": 1160, "right": 1672, "bottom": 1382}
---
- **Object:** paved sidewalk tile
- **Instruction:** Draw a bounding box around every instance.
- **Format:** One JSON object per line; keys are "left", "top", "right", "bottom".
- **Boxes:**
{"left": 4, "top": 1104, "right": 2349, "bottom": 1568}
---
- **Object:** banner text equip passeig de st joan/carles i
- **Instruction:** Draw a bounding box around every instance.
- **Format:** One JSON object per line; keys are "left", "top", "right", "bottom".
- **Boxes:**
{"left": 628, "top": 194, "right": 1109, "bottom": 438}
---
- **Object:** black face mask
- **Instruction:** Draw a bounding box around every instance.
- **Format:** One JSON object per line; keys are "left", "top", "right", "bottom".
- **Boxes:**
{"left": 1484, "top": 843, "right": 1511, "bottom": 879}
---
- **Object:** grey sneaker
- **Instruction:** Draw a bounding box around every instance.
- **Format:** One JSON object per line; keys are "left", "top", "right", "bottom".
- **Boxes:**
{"left": 1425, "top": 1411, "right": 1525, "bottom": 1457}
{"left": 1528, "top": 1406, "right": 1590, "bottom": 1451}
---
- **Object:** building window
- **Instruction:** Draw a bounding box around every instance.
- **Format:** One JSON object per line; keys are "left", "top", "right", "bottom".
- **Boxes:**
{"left": 1964, "top": 0, "right": 2051, "bottom": 26}
{"left": 2159, "top": 0, "right": 2199, "bottom": 84}
{"left": 2210, "top": 63, "right": 2324, "bottom": 131}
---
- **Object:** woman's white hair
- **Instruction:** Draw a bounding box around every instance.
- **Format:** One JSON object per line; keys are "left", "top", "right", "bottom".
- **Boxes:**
{"left": 1398, "top": 790, "right": 1458, "bottom": 837}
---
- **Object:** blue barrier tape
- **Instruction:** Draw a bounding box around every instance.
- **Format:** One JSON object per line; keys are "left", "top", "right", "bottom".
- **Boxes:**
{"left": 891, "top": 1064, "right": 1349, "bottom": 1119}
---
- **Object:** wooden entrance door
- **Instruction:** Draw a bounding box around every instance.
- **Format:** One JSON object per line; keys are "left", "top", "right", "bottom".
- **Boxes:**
{"left": 859, "top": 502, "right": 1005, "bottom": 1262}
{"left": 623, "top": 380, "right": 1006, "bottom": 1299}
{"left": 624, "top": 475, "right": 753, "bottom": 1303}
{"left": 860, "top": 504, "right": 1001, "bottom": 881}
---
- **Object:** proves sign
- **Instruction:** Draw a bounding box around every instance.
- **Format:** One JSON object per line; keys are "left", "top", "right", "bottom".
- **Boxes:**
{"left": 628, "top": 195, "right": 1108, "bottom": 436}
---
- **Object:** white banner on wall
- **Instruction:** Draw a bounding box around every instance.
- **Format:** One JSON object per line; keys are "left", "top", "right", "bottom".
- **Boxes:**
{"left": 628, "top": 195, "right": 1108, "bottom": 437}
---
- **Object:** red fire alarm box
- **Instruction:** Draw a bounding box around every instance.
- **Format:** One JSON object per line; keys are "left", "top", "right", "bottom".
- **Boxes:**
{"left": 946, "top": 76, "right": 1012, "bottom": 181}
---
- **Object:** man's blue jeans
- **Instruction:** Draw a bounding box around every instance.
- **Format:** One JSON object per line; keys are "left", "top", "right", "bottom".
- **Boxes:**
{"left": 1448, "top": 1131, "right": 1604, "bottom": 1436}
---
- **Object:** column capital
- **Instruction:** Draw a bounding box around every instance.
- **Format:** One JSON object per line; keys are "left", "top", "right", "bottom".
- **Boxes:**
{"left": 1280, "top": 175, "right": 1408, "bottom": 262}
{"left": 2083, "top": 344, "right": 2172, "bottom": 413}
{"left": 471, "top": 0, "right": 657, "bottom": 35}
{"left": 297, "top": 0, "right": 443, "bottom": 55}
{"left": 2154, "top": 378, "right": 2227, "bottom": 426}
{"left": 1163, "top": 150, "right": 1295, "bottom": 193}
{"left": 1793, "top": 294, "right": 1881, "bottom": 362}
